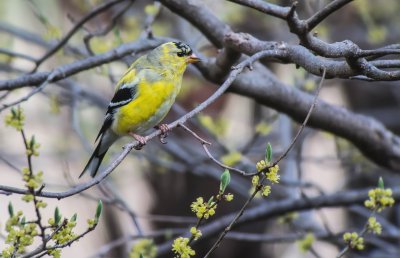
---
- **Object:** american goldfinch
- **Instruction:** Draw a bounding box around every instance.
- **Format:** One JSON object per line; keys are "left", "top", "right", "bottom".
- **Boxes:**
{"left": 80, "top": 42, "right": 200, "bottom": 178}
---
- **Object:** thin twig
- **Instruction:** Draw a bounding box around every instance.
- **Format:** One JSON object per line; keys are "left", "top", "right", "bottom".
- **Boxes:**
{"left": 203, "top": 178, "right": 265, "bottom": 258}
{"left": 178, "top": 114, "right": 255, "bottom": 176}
{"left": 270, "top": 68, "right": 325, "bottom": 167}
{"left": 247, "top": 68, "right": 326, "bottom": 177}
{"left": 306, "top": 0, "right": 354, "bottom": 31}
{"left": 0, "top": 70, "right": 59, "bottom": 112}
{"left": 83, "top": 1, "right": 134, "bottom": 55}
{"left": 202, "top": 68, "right": 326, "bottom": 257}
{"left": 32, "top": 0, "right": 127, "bottom": 71}
{"left": 0, "top": 48, "right": 38, "bottom": 62}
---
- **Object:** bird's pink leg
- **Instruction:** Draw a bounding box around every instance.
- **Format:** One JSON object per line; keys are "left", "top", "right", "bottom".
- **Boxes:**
{"left": 129, "top": 132, "right": 148, "bottom": 150}
{"left": 154, "top": 124, "right": 170, "bottom": 144}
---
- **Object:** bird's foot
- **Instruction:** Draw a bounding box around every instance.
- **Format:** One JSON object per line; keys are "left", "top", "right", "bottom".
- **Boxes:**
{"left": 129, "top": 132, "right": 147, "bottom": 150}
{"left": 154, "top": 124, "right": 170, "bottom": 144}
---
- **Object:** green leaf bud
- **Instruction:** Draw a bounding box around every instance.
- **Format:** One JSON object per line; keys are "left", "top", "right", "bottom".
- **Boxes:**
{"left": 219, "top": 169, "right": 231, "bottom": 193}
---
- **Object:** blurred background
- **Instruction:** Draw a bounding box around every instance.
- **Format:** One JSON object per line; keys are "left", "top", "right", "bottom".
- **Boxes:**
{"left": 1, "top": 0, "right": 400, "bottom": 257}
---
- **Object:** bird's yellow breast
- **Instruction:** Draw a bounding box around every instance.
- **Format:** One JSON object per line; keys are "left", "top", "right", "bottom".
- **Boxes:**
{"left": 112, "top": 78, "right": 180, "bottom": 135}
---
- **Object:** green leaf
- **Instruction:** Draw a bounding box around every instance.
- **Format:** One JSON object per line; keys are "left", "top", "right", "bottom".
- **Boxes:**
{"left": 21, "top": 216, "right": 26, "bottom": 225}
{"left": 11, "top": 107, "right": 17, "bottom": 117}
{"left": 54, "top": 207, "right": 61, "bottom": 225}
{"left": 219, "top": 169, "right": 231, "bottom": 193}
{"left": 207, "top": 196, "right": 214, "bottom": 206}
{"left": 378, "top": 177, "right": 384, "bottom": 189}
{"left": 265, "top": 143, "right": 272, "bottom": 163}
{"left": 71, "top": 213, "right": 77, "bottom": 222}
{"left": 139, "top": 254, "right": 144, "bottom": 258}
{"left": 95, "top": 200, "right": 103, "bottom": 221}
{"left": 30, "top": 135, "right": 36, "bottom": 149}
{"left": 8, "top": 202, "right": 14, "bottom": 217}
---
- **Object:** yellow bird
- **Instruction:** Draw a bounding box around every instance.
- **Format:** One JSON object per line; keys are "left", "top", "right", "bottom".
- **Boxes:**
{"left": 80, "top": 42, "right": 200, "bottom": 178}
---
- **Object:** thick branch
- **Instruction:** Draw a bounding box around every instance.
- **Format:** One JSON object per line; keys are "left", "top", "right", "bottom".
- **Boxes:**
{"left": 0, "top": 39, "right": 163, "bottom": 91}
{"left": 162, "top": 0, "right": 400, "bottom": 170}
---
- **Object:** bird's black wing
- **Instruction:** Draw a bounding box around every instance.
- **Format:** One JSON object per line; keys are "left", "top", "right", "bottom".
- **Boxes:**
{"left": 95, "top": 83, "right": 138, "bottom": 142}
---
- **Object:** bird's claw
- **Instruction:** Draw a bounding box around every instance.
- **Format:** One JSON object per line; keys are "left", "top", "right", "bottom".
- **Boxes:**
{"left": 155, "top": 124, "right": 170, "bottom": 144}
{"left": 129, "top": 132, "right": 147, "bottom": 150}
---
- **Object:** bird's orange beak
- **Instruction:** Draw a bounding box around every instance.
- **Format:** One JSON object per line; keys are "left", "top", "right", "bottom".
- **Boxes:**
{"left": 187, "top": 53, "right": 201, "bottom": 64}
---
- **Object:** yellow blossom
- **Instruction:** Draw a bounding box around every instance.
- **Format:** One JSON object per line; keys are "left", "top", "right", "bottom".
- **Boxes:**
{"left": 224, "top": 193, "right": 234, "bottom": 202}
{"left": 365, "top": 187, "right": 395, "bottom": 212}
{"left": 171, "top": 237, "right": 195, "bottom": 258}
{"left": 190, "top": 197, "right": 216, "bottom": 219}
{"left": 261, "top": 185, "right": 271, "bottom": 197}
{"left": 252, "top": 175, "right": 259, "bottom": 187}
{"left": 266, "top": 165, "right": 280, "bottom": 184}
{"left": 256, "top": 160, "right": 268, "bottom": 172}
{"left": 190, "top": 227, "right": 202, "bottom": 240}
{"left": 367, "top": 217, "right": 382, "bottom": 235}
{"left": 343, "top": 232, "right": 364, "bottom": 250}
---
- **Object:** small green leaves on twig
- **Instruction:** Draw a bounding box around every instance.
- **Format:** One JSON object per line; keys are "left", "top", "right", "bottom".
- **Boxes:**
{"left": 54, "top": 207, "right": 62, "bottom": 226}
{"left": 95, "top": 200, "right": 103, "bottom": 222}
{"left": 265, "top": 142, "right": 272, "bottom": 163}
{"left": 71, "top": 213, "right": 77, "bottom": 222}
{"left": 26, "top": 135, "right": 40, "bottom": 156}
{"left": 219, "top": 169, "right": 231, "bottom": 193}
{"left": 8, "top": 202, "right": 14, "bottom": 217}
{"left": 378, "top": 177, "right": 384, "bottom": 189}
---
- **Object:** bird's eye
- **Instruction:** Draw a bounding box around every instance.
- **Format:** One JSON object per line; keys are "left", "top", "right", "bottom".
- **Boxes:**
{"left": 173, "top": 42, "right": 192, "bottom": 57}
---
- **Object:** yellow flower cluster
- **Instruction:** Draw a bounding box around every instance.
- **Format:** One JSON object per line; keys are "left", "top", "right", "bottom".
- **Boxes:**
{"left": 4, "top": 107, "right": 25, "bottom": 131}
{"left": 2, "top": 211, "right": 38, "bottom": 257}
{"left": 367, "top": 217, "right": 382, "bottom": 235}
{"left": 262, "top": 185, "right": 271, "bottom": 197}
{"left": 251, "top": 175, "right": 259, "bottom": 187}
{"left": 266, "top": 165, "right": 280, "bottom": 184}
{"left": 52, "top": 220, "right": 77, "bottom": 245}
{"left": 190, "top": 227, "right": 202, "bottom": 241}
{"left": 129, "top": 238, "right": 157, "bottom": 258}
{"left": 172, "top": 237, "right": 195, "bottom": 258}
{"left": 224, "top": 193, "right": 234, "bottom": 202}
{"left": 256, "top": 160, "right": 268, "bottom": 172}
{"left": 297, "top": 233, "right": 315, "bottom": 253}
{"left": 21, "top": 168, "right": 46, "bottom": 206}
{"left": 190, "top": 197, "right": 216, "bottom": 219}
{"left": 343, "top": 232, "right": 364, "bottom": 250}
{"left": 26, "top": 136, "right": 41, "bottom": 157}
{"left": 364, "top": 188, "right": 395, "bottom": 212}
{"left": 22, "top": 168, "right": 43, "bottom": 189}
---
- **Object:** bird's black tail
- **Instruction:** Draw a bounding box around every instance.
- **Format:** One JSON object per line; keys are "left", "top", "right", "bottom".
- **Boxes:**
{"left": 79, "top": 143, "right": 107, "bottom": 178}
{"left": 79, "top": 132, "right": 118, "bottom": 178}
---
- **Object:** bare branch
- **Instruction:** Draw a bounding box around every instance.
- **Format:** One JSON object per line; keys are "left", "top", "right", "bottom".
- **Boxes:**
{"left": 32, "top": 0, "right": 127, "bottom": 71}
